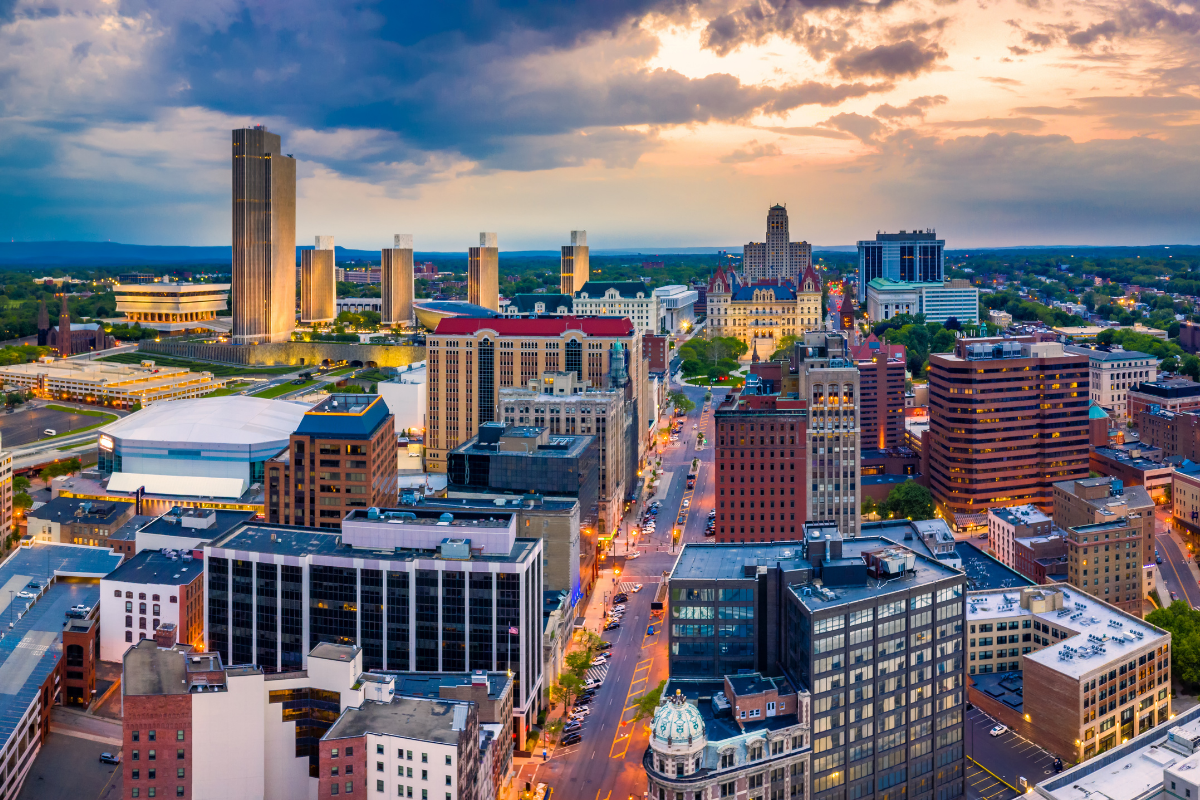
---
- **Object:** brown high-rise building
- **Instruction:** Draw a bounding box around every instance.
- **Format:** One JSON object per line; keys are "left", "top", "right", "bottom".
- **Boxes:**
{"left": 926, "top": 337, "right": 1090, "bottom": 532}
{"left": 299, "top": 235, "right": 335, "bottom": 324}
{"left": 231, "top": 126, "right": 296, "bottom": 343}
{"left": 426, "top": 317, "right": 647, "bottom": 476}
{"left": 56, "top": 293, "right": 71, "bottom": 357}
{"left": 265, "top": 394, "right": 397, "bottom": 528}
{"left": 850, "top": 332, "right": 906, "bottom": 450}
{"left": 1053, "top": 475, "right": 1155, "bottom": 616}
{"left": 381, "top": 234, "right": 414, "bottom": 327}
{"left": 559, "top": 230, "right": 589, "bottom": 295}
{"left": 468, "top": 232, "right": 499, "bottom": 312}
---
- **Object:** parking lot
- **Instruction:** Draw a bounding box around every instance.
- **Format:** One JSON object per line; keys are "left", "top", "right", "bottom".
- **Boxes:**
{"left": 967, "top": 759, "right": 1018, "bottom": 800}
{"left": 18, "top": 731, "right": 121, "bottom": 800}
{"left": 967, "top": 707, "right": 1061, "bottom": 791}
{"left": 0, "top": 407, "right": 98, "bottom": 447}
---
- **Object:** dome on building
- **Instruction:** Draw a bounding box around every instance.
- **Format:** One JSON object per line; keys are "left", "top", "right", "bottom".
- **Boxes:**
{"left": 650, "top": 690, "right": 707, "bottom": 755}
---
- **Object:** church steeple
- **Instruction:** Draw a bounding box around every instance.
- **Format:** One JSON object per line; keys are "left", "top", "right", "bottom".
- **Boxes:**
{"left": 57, "top": 294, "right": 71, "bottom": 357}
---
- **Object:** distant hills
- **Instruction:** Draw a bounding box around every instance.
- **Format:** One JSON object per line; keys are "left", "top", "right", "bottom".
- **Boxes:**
{"left": 0, "top": 240, "right": 1196, "bottom": 268}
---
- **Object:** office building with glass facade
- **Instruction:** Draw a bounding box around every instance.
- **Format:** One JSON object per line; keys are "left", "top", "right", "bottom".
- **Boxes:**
{"left": 856, "top": 231, "right": 945, "bottom": 303}
{"left": 203, "top": 510, "right": 544, "bottom": 737}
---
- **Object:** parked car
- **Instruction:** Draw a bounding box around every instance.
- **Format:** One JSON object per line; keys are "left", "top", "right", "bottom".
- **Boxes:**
{"left": 99, "top": 753, "right": 121, "bottom": 765}
{"left": 561, "top": 734, "right": 582, "bottom": 746}
{"left": 604, "top": 622, "right": 621, "bottom": 631}
{"left": 989, "top": 725, "right": 1008, "bottom": 737}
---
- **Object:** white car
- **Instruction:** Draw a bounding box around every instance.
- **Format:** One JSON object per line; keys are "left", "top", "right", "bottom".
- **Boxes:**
{"left": 682, "top": 499, "right": 690, "bottom": 508}
{"left": 633, "top": 584, "right": 644, "bottom": 593}
{"left": 989, "top": 725, "right": 1008, "bottom": 737}
{"left": 16, "top": 592, "right": 34, "bottom": 600}
{"left": 627, "top": 552, "right": 641, "bottom": 559}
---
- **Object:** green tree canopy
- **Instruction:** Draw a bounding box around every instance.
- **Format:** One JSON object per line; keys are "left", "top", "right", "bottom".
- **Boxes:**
{"left": 669, "top": 391, "right": 695, "bottom": 414}
{"left": 1146, "top": 601, "right": 1200, "bottom": 690}
{"left": 880, "top": 481, "right": 935, "bottom": 521}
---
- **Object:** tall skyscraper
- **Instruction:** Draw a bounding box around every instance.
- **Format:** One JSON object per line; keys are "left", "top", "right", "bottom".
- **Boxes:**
{"left": 381, "top": 234, "right": 415, "bottom": 327}
{"left": 468, "top": 232, "right": 499, "bottom": 312}
{"left": 855, "top": 230, "right": 945, "bottom": 302}
{"left": 56, "top": 294, "right": 71, "bottom": 357}
{"left": 36, "top": 299, "right": 48, "bottom": 346}
{"left": 231, "top": 126, "right": 296, "bottom": 343}
{"left": 742, "top": 204, "right": 812, "bottom": 284}
{"left": 300, "top": 235, "right": 335, "bottom": 324}
{"left": 925, "top": 337, "right": 1090, "bottom": 533}
{"left": 559, "top": 230, "right": 589, "bottom": 295}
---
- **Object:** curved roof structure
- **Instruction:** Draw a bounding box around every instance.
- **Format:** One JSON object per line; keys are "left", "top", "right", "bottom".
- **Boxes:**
{"left": 102, "top": 396, "right": 311, "bottom": 445}
{"left": 651, "top": 691, "right": 707, "bottom": 754}
{"left": 414, "top": 300, "right": 499, "bottom": 331}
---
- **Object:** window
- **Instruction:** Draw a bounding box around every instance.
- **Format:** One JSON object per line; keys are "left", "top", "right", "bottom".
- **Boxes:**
{"left": 377, "top": 781, "right": 385, "bottom": 793}
{"left": 421, "top": 753, "right": 428, "bottom": 763}
{"left": 177, "top": 731, "right": 184, "bottom": 741}
{"left": 377, "top": 762, "right": 384, "bottom": 772}
{"left": 177, "top": 749, "right": 184, "bottom": 760}
{"left": 132, "top": 731, "right": 140, "bottom": 743}
{"left": 378, "top": 745, "right": 384, "bottom": 755}
{"left": 445, "top": 755, "right": 452, "bottom": 766}
{"left": 148, "top": 750, "right": 156, "bottom": 761}
{"left": 332, "top": 786, "right": 339, "bottom": 796}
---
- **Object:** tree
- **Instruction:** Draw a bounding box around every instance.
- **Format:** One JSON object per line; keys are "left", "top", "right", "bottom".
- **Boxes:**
{"left": 12, "top": 475, "right": 29, "bottom": 494}
{"left": 1183, "top": 355, "right": 1200, "bottom": 382}
{"left": 1096, "top": 328, "right": 1116, "bottom": 345}
{"left": 4, "top": 392, "right": 22, "bottom": 408}
{"left": 669, "top": 391, "right": 695, "bottom": 414}
{"left": 1161, "top": 355, "right": 1180, "bottom": 373}
{"left": 550, "top": 672, "right": 585, "bottom": 709}
{"left": 880, "top": 481, "right": 935, "bottom": 521}
{"left": 12, "top": 492, "right": 31, "bottom": 513}
{"left": 633, "top": 680, "right": 667, "bottom": 722}
{"left": 706, "top": 367, "right": 723, "bottom": 385}
{"left": 1146, "top": 601, "right": 1200, "bottom": 690}
{"left": 861, "top": 496, "right": 878, "bottom": 519}
{"left": 943, "top": 317, "right": 960, "bottom": 331}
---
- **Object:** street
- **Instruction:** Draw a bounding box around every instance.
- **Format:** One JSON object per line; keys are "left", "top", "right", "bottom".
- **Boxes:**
{"left": 1154, "top": 506, "right": 1200, "bottom": 608}
{"left": 532, "top": 382, "right": 723, "bottom": 800}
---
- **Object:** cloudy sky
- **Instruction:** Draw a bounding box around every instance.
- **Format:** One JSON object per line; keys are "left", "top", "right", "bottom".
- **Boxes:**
{"left": 2, "top": 0, "right": 1198, "bottom": 250}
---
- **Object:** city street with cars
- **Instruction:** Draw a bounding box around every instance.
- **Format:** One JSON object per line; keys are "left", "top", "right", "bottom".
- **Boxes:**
{"left": 529, "top": 382, "right": 723, "bottom": 800}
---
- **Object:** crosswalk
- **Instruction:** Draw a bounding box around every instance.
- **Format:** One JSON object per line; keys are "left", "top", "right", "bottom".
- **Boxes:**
{"left": 617, "top": 578, "right": 659, "bottom": 594}
{"left": 584, "top": 663, "right": 609, "bottom": 685}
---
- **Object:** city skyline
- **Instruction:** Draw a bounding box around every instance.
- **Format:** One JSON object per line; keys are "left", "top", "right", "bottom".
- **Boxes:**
{"left": 1, "top": 2, "right": 1198, "bottom": 249}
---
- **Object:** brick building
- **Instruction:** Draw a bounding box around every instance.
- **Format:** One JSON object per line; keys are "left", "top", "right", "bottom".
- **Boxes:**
{"left": 1090, "top": 444, "right": 1172, "bottom": 501}
{"left": 265, "top": 394, "right": 397, "bottom": 528}
{"left": 966, "top": 584, "right": 1170, "bottom": 762}
{"left": 850, "top": 332, "right": 906, "bottom": 449}
{"left": 1137, "top": 407, "right": 1200, "bottom": 459}
{"left": 714, "top": 377, "right": 806, "bottom": 543}
{"left": 1128, "top": 379, "right": 1200, "bottom": 420}
{"left": 987, "top": 505, "right": 1051, "bottom": 571}
{"left": 1012, "top": 533, "right": 1068, "bottom": 584}
{"left": 642, "top": 333, "right": 670, "bottom": 372}
{"left": 426, "top": 316, "right": 648, "bottom": 475}
{"left": 925, "top": 338, "right": 1090, "bottom": 533}
{"left": 26, "top": 497, "right": 135, "bottom": 547}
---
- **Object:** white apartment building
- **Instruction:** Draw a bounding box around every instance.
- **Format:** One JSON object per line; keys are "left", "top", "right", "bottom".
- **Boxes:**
{"left": 1064, "top": 346, "right": 1158, "bottom": 420}
{"left": 572, "top": 281, "right": 660, "bottom": 334}
{"left": 652, "top": 284, "right": 698, "bottom": 334}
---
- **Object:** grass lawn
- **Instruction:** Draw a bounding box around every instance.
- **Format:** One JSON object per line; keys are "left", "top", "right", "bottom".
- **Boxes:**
{"left": 326, "top": 365, "right": 357, "bottom": 376}
{"left": 204, "top": 382, "right": 250, "bottom": 398}
{"left": 45, "top": 404, "right": 114, "bottom": 418}
{"left": 97, "top": 352, "right": 297, "bottom": 377}
{"left": 252, "top": 380, "right": 315, "bottom": 399}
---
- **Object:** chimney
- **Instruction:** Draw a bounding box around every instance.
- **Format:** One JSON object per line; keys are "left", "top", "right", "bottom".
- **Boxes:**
{"left": 154, "top": 622, "right": 177, "bottom": 649}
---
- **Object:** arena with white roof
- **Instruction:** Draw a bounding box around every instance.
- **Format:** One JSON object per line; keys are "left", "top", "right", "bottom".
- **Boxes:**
{"left": 97, "top": 396, "right": 310, "bottom": 498}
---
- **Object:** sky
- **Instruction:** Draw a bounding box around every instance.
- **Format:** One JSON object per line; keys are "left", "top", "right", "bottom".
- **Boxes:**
{"left": 1, "top": 0, "right": 1199, "bottom": 250}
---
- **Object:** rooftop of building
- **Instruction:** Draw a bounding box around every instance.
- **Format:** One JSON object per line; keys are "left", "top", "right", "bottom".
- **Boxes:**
{"left": 0, "top": 357, "right": 206, "bottom": 382}
{"left": 507, "top": 294, "right": 572, "bottom": 314}
{"left": 426, "top": 494, "right": 579, "bottom": 513}
{"left": 862, "top": 230, "right": 941, "bottom": 242}
{"left": 371, "top": 671, "right": 511, "bottom": 702}
{"left": 138, "top": 508, "right": 255, "bottom": 540}
{"left": 324, "top": 696, "right": 472, "bottom": 743}
{"left": 123, "top": 638, "right": 196, "bottom": 697}
{"left": 114, "top": 282, "right": 230, "bottom": 293}
{"left": 27, "top": 496, "right": 132, "bottom": 525}
{"left": 1035, "top": 704, "right": 1200, "bottom": 800}
{"left": 789, "top": 536, "right": 964, "bottom": 611}
{"left": 448, "top": 428, "right": 594, "bottom": 460}
{"left": 101, "top": 395, "right": 310, "bottom": 445}
{"left": 670, "top": 540, "right": 809, "bottom": 582}
{"left": 660, "top": 678, "right": 803, "bottom": 742}
{"left": 954, "top": 542, "right": 1036, "bottom": 591}
{"left": 1132, "top": 379, "right": 1200, "bottom": 399}
{"left": 968, "top": 583, "right": 1167, "bottom": 679}
{"left": 866, "top": 277, "right": 949, "bottom": 290}
{"left": 57, "top": 471, "right": 265, "bottom": 507}
{"left": 109, "top": 514, "right": 156, "bottom": 542}
{"left": 103, "top": 549, "right": 201, "bottom": 586}
{"left": 1062, "top": 345, "right": 1156, "bottom": 362}
{"left": 0, "top": 544, "right": 121, "bottom": 745}
{"left": 574, "top": 280, "right": 652, "bottom": 299}
{"left": 990, "top": 505, "right": 1052, "bottom": 527}
{"left": 208, "top": 521, "right": 539, "bottom": 564}
{"left": 431, "top": 315, "right": 635, "bottom": 337}
{"left": 1054, "top": 476, "right": 1155, "bottom": 511}
{"left": 731, "top": 283, "right": 797, "bottom": 301}
{"left": 294, "top": 394, "right": 392, "bottom": 439}
{"left": 1093, "top": 446, "right": 1172, "bottom": 472}
{"left": 310, "top": 642, "right": 361, "bottom": 663}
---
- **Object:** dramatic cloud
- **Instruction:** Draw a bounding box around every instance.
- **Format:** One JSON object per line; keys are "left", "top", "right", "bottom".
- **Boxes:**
{"left": 874, "top": 95, "right": 948, "bottom": 118}
{"left": 1, "top": 0, "right": 1198, "bottom": 246}
{"left": 720, "top": 140, "right": 784, "bottom": 162}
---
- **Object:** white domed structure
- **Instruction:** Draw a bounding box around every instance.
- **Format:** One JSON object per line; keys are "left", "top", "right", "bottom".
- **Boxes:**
{"left": 650, "top": 690, "right": 707, "bottom": 756}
